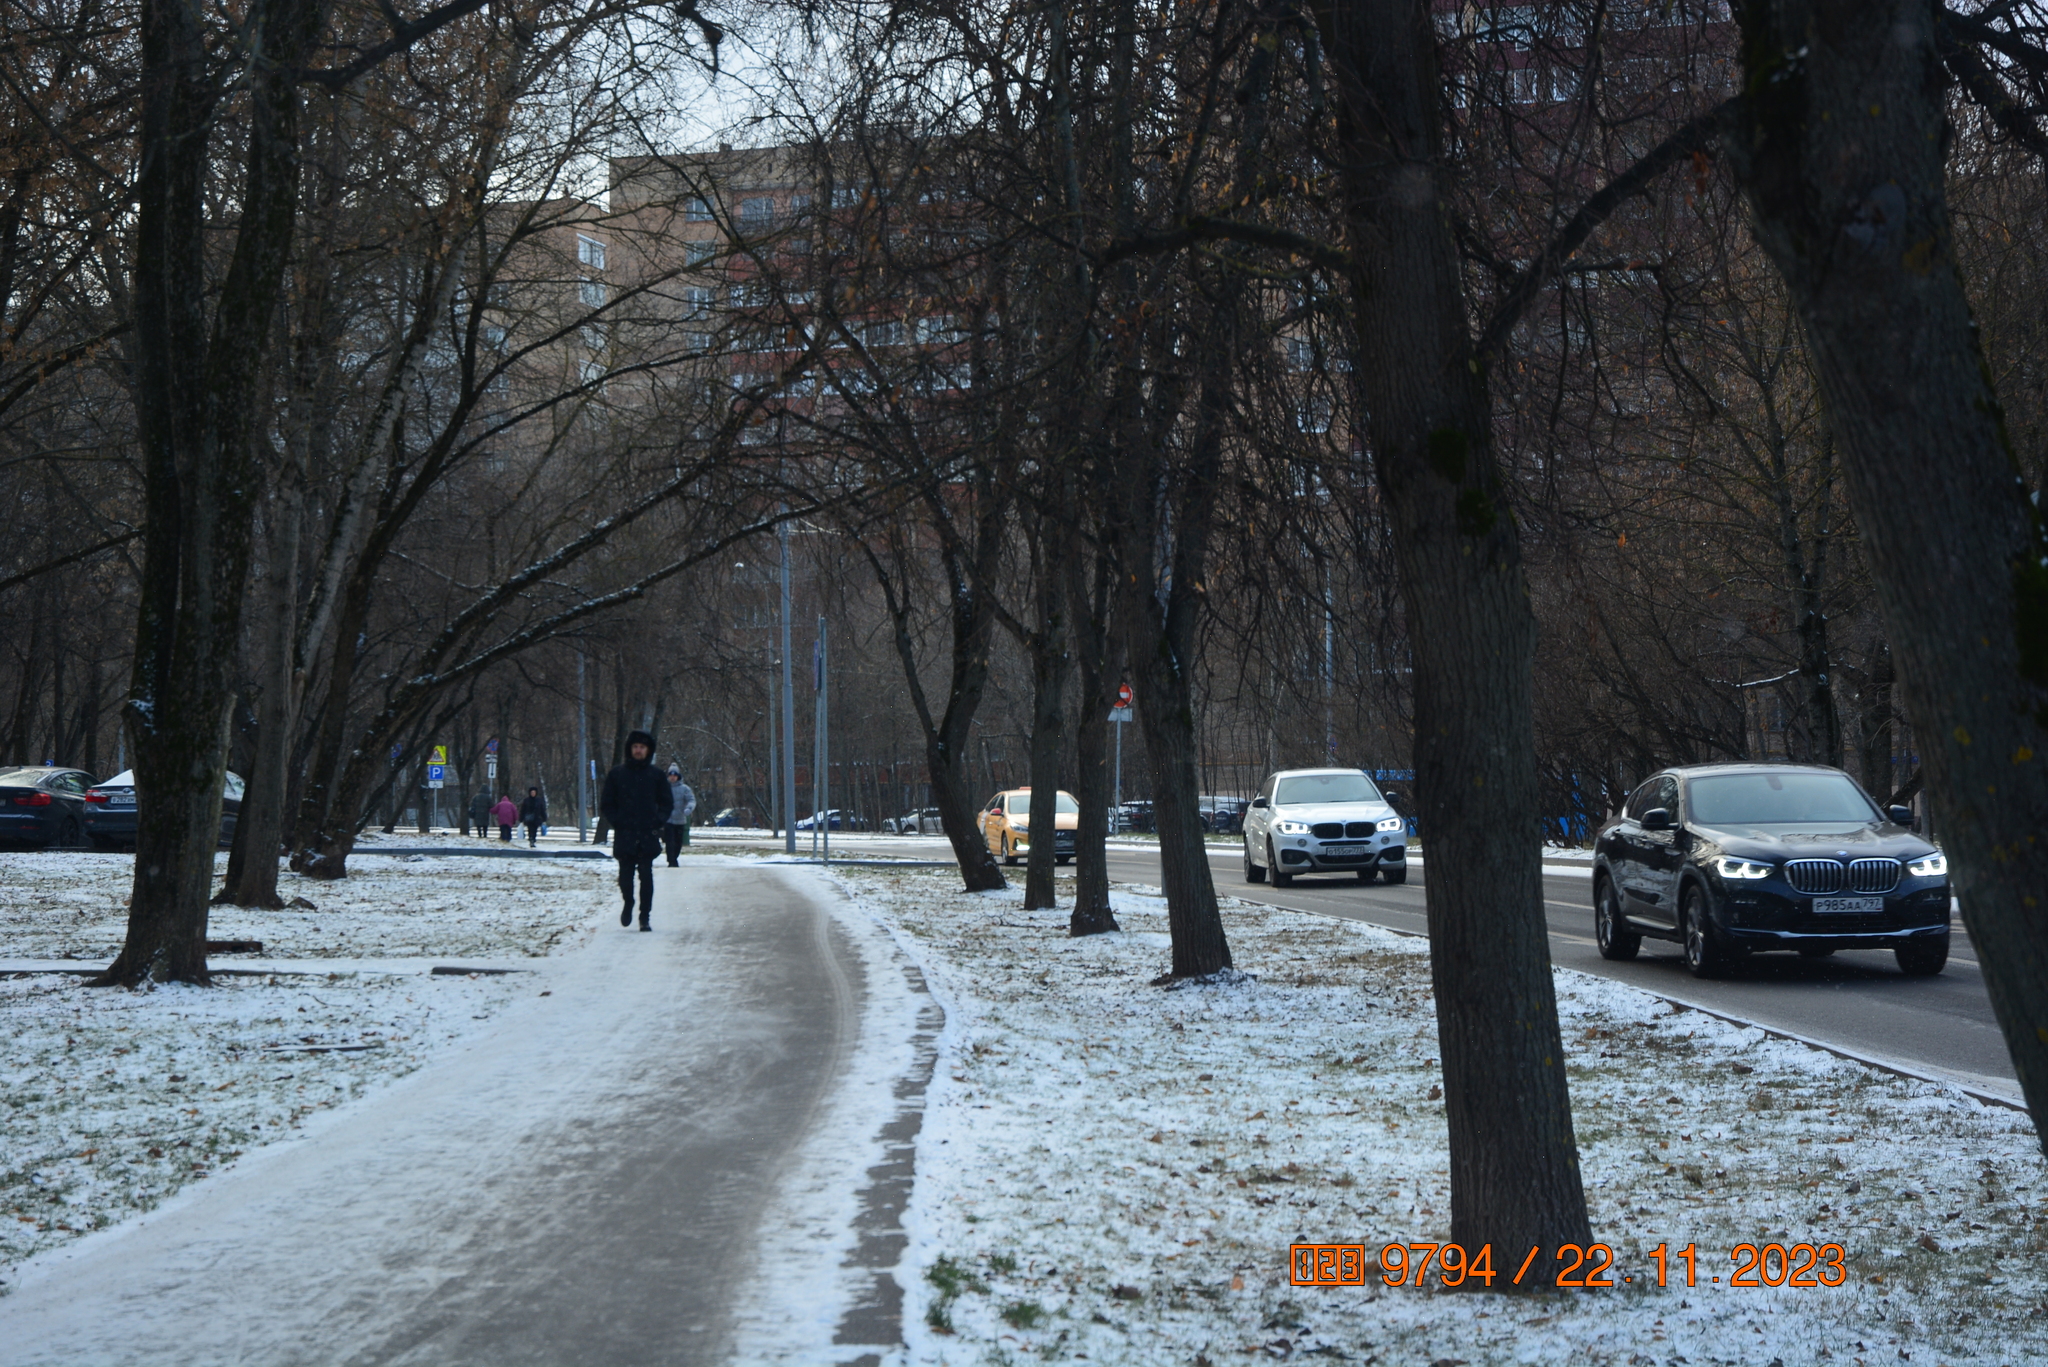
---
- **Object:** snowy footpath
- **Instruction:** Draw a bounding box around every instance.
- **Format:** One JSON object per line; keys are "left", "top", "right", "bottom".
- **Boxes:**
{"left": 1, "top": 854, "right": 935, "bottom": 1366}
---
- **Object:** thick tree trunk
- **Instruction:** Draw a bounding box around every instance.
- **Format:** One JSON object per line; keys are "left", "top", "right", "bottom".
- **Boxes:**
{"left": 1319, "top": 0, "right": 1590, "bottom": 1257}
{"left": 98, "top": 0, "right": 327, "bottom": 986}
{"left": 1727, "top": 0, "right": 2048, "bottom": 1141}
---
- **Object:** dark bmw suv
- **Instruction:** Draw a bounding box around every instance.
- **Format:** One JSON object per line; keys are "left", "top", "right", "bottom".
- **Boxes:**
{"left": 1593, "top": 763, "right": 1952, "bottom": 978}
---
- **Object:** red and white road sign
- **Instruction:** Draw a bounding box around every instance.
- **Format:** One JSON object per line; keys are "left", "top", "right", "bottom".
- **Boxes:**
{"left": 1115, "top": 683, "right": 1134, "bottom": 708}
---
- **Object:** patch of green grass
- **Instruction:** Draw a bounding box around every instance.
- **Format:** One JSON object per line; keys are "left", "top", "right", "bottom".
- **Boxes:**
{"left": 988, "top": 1251, "right": 1018, "bottom": 1274}
{"left": 1000, "top": 1300, "right": 1045, "bottom": 1329}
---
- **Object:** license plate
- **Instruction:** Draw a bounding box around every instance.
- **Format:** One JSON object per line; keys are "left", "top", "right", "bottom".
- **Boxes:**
{"left": 1813, "top": 896, "right": 1883, "bottom": 914}
{"left": 1322, "top": 844, "right": 1366, "bottom": 857}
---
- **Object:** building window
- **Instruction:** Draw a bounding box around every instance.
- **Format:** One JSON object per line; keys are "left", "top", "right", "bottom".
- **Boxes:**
{"left": 740, "top": 196, "right": 775, "bottom": 225}
{"left": 580, "top": 323, "right": 606, "bottom": 353}
{"left": 684, "top": 285, "right": 715, "bottom": 315}
{"left": 579, "top": 278, "right": 607, "bottom": 310}
{"left": 577, "top": 234, "right": 606, "bottom": 270}
{"left": 686, "top": 240, "right": 717, "bottom": 266}
{"left": 864, "top": 318, "right": 905, "bottom": 348}
{"left": 685, "top": 196, "right": 713, "bottom": 222}
{"left": 917, "top": 314, "right": 961, "bottom": 345}
{"left": 579, "top": 358, "right": 606, "bottom": 387}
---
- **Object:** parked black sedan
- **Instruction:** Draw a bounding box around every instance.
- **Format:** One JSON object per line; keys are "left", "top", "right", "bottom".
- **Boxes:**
{"left": 79, "top": 768, "right": 244, "bottom": 849}
{"left": 1593, "top": 763, "right": 1952, "bottom": 978}
{"left": 0, "top": 767, "right": 97, "bottom": 848}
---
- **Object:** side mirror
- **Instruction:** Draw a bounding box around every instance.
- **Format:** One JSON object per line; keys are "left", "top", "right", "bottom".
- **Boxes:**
{"left": 1251, "top": 796, "right": 1268, "bottom": 809}
{"left": 1888, "top": 804, "right": 1917, "bottom": 829}
{"left": 1641, "top": 807, "right": 1674, "bottom": 831}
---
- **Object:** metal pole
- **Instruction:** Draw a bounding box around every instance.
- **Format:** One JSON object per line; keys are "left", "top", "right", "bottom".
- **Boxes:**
{"left": 806, "top": 623, "right": 823, "bottom": 864}
{"left": 576, "top": 650, "right": 589, "bottom": 843}
{"left": 766, "top": 656, "right": 779, "bottom": 836}
{"left": 780, "top": 516, "right": 796, "bottom": 854}
{"left": 1114, "top": 717, "right": 1123, "bottom": 817}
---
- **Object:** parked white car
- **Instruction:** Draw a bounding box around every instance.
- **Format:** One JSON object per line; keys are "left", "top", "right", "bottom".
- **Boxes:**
{"left": 1241, "top": 768, "right": 1408, "bottom": 887}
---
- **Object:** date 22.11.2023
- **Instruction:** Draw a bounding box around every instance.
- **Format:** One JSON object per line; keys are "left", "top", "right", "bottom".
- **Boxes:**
{"left": 1289, "top": 1242, "right": 1850, "bottom": 1289}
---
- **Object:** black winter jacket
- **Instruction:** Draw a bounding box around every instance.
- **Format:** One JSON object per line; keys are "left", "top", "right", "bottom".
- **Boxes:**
{"left": 600, "top": 731, "right": 673, "bottom": 833}
{"left": 519, "top": 793, "right": 547, "bottom": 825}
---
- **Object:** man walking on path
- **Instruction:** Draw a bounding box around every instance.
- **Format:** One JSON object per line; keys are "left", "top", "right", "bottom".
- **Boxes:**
{"left": 491, "top": 793, "right": 519, "bottom": 842}
{"left": 664, "top": 766, "right": 697, "bottom": 866}
{"left": 469, "top": 789, "right": 493, "bottom": 838}
{"left": 601, "top": 731, "right": 671, "bottom": 929}
{"left": 518, "top": 786, "right": 548, "bottom": 847}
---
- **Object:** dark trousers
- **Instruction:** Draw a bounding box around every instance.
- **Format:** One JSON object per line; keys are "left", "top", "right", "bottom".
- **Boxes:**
{"left": 615, "top": 829, "right": 658, "bottom": 915}
{"left": 498, "top": 823, "right": 513, "bottom": 841}
{"left": 663, "top": 824, "right": 686, "bottom": 865}
{"left": 524, "top": 820, "right": 540, "bottom": 846}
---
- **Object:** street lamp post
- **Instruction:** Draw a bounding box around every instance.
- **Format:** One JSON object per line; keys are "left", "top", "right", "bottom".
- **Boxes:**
{"left": 780, "top": 515, "right": 797, "bottom": 854}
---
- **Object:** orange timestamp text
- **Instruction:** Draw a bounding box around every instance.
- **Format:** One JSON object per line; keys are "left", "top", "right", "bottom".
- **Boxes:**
{"left": 1289, "top": 1241, "right": 1851, "bottom": 1289}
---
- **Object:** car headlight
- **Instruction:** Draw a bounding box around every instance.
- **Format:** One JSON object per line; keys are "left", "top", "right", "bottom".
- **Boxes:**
{"left": 1011, "top": 821, "right": 1027, "bottom": 833}
{"left": 1276, "top": 820, "right": 1310, "bottom": 835}
{"left": 1712, "top": 856, "right": 1773, "bottom": 880}
{"left": 1907, "top": 852, "right": 1947, "bottom": 878}
{"left": 1376, "top": 816, "right": 1405, "bottom": 832}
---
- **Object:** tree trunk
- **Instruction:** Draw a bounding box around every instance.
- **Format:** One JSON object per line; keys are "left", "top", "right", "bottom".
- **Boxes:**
{"left": 97, "top": 0, "right": 328, "bottom": 986}
{"left": 219, "top": 470, "right": 303, "bottom": 908}
{"left": 1023, "top": 528, "right": 1070, "bottom": 910}
{"left": 1727, "top": 0, "right": 2048, "bottom": 1142}
{"left": 1318, "top": 0, "right": 1591, "bottom": 1257}
{"left": 1117, "top": 356, "right": 1232, "bottom": 979}
{"left": 1067, "top": 532, "right": 1121, "bottom": 936}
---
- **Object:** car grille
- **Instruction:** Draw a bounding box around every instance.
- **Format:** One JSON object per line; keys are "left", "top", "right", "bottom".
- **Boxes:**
{"left": 1784, "top": 860, "right": 1841, "bottom": 894}
{"left": 1346, "top": 821, "right": 1374, "bottom": 838}
{"left": 1312, "top": 822, "right": 1345, "bottom": 839}
{"left": 1782, "top": 858, "right": 1902, "bottom": 895}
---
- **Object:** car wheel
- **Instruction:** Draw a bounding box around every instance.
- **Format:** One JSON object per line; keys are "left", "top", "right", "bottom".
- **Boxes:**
{"left": 1681, "top": 883, "right": 1734, "bottom": 979}
{"left": 1056, "top": 855, "right": 1071, "bottom": 865}
{"left": 1797, "top": 946, "right": 1837, "bottom": 959}
{"left": 53, "top": 816, "right": 84, "bottom": 850}
{"left": 1895, "top": 933, "right": 1949, "bottom": 977}
{"left": 1244, "top": 838, "right": 1266, "bottom": 884}
{"left": 1594, "top": 876, "right": 1641, "bottom": 961}
{"left": 1380, "top": 866, "right": 1407, "bottom": 886}
{"left": 1003, "top": 837, "right": 1018, "bottom": 866}
{"left": 1269, "top": 842, "right": 1293, "bottom": 887}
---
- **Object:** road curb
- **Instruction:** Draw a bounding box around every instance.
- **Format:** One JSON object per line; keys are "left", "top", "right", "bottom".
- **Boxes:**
{"left": 1271, "top": 901, "right": 2031, "bottom": 1117}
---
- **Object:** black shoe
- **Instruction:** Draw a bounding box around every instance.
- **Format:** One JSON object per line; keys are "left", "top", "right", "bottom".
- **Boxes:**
{"left": 638, "top": 918, "right": 652, "bottom": 932}
{"left": 621, "top": 903, "right": 633, "bottom": 927}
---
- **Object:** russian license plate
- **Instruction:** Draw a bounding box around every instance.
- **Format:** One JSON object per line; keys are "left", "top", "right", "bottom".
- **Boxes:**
{"left": 1813, "top": 896, "right": 1883, "bottom": 915}
{"left": 1322, "top": 844, "right": 1366, "bottom": 857}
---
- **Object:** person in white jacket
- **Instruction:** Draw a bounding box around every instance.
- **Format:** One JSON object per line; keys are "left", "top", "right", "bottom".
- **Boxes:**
{"left": 663, "top": 766, "right": 698, "bottom": 866}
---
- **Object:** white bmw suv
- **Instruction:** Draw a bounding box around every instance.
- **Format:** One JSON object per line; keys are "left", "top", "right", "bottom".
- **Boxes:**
{"left": 1242, "top": 768, "right": 1409, "bottom": 886}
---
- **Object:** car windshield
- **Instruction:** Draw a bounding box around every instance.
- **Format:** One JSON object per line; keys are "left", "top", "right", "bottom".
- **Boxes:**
{"left": 1009, "top": 792, "right": 1079, "bottom": 814}
{"left": 1687, "top": 772, "right": 1878, "bottom": 825}
{"left": 1274, "top": 772, "right": 1382, "bottom": 805}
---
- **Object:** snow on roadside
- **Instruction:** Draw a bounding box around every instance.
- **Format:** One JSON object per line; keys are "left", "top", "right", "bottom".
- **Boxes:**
{"left": 834, "top": 866, "right": 2048, "bottom": 1366}
{"left": 1, "top": 849, "right": 611, "bottom": 1286}
{"left": 0, "top": 849, "right": 604, "bottom": 962}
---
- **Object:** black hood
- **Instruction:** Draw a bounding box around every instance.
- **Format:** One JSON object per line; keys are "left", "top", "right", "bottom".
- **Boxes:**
{"left": 625, "top": 730, "right": 657, "bottom": 765}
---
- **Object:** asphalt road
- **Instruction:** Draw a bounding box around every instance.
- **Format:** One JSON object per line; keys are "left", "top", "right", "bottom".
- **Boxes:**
{"left": 733, "top": 831, "right": 2021, "bottom": 1106}
{"left": 0, "top": 865, "right": 877, "bottom": 1367}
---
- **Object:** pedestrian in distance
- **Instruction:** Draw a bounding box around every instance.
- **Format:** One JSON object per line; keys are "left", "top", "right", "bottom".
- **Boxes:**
{"left": 663, "top": 766, "right": 697, "bottom": 866}
{"left": 600, "top": 730, "right": 671, "bottom": 930}
{"left": 490, "top": 793, "right": 518, "bottom": 842}
{"left": 518, "top": 786, "right": 547, "bottom": 847}
{"left": 468, "top": 789, "right": 493, "bottom": 838}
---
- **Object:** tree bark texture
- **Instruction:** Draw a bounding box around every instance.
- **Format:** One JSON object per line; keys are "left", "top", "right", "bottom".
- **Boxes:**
{"left": 99, "top": 0, "right": 330, "bottom": 985}
{"left": 1319, "top": 0, "right": 1591, "bottom": 1255}
{"left": 1726, "top": 0, "right": 2048, "bottom": 1141}
{"left": 1067, "top": 530, "right": 1122, "bottom": 936}
{"left": 1023, "top": 519, "right": 1071, "bottom": 911}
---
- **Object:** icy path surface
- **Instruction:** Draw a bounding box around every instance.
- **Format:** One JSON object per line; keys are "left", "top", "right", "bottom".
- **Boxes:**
{"left": 0, "top": 861, "right": 930, "bottom": 1367}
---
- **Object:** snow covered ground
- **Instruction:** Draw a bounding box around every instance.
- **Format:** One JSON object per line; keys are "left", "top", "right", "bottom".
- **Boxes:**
{"left": 1, "top": 849, "right": 610, "bottom": 1284}
{"left": 834, "top": 865, "right": 2048, "bottom": 1366}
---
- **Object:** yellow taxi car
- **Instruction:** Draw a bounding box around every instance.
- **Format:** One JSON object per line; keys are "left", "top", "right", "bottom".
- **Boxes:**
{"left": 978, "top": 787, "right": 1079, "bottom": 865}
